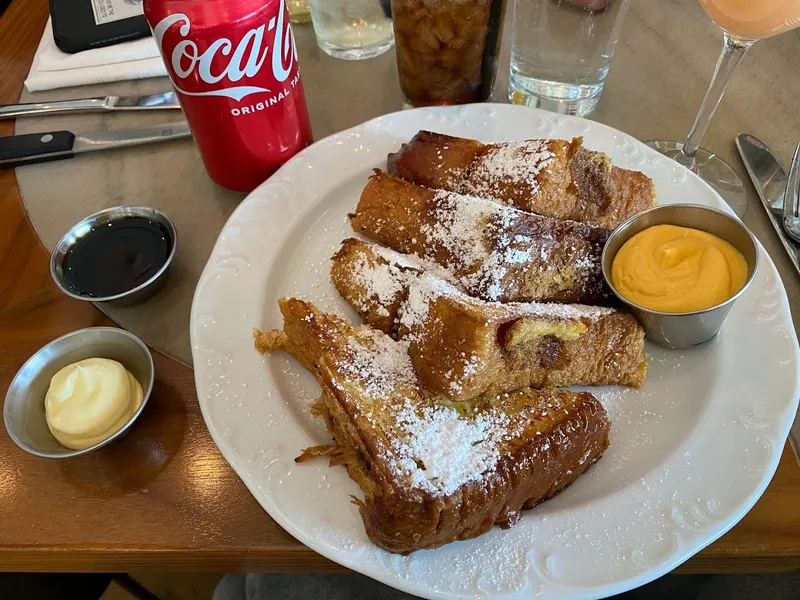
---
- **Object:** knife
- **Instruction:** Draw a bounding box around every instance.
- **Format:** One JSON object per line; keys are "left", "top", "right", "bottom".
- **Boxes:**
{"left": 736, "top": 134, "right": 800, "bottom": 279}
{"left": 0, "top": 121, "right": 192, "bottom": 168}
{"left": 0, "top": 92, "right": 180, "bottom": 120}
{"left": 736, "top": 133, "right": 800, "bottom": 466}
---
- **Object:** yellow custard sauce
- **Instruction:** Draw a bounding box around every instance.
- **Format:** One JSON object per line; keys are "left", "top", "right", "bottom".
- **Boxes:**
{"left": 44, "top": 358, "right": 143, "bottom": 450}
{"left": 611, "top": 224, "right": 748, "bottom": 313}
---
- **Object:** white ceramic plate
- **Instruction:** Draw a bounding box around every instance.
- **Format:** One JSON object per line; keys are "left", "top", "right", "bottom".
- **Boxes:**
{"left": 191, "top": 104, "right": 800, "bottom": 600}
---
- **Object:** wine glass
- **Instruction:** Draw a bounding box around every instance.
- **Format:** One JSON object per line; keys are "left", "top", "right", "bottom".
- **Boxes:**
{"left": 647, "top": 0, "right": 800, "bottom": 217}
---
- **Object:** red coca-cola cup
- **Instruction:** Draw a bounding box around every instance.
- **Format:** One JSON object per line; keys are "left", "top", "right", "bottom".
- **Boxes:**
{"left": 144, "top": 0, "right": 313, "bottom": 193}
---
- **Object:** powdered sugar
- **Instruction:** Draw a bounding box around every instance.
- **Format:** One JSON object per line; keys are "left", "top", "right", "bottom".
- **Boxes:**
{"left": 420, "top": 189, "right": 517, "bottom": 271}
{"left": 397, "top": 271, "right": 452, "bottom": 335}
{"left": 391, "top": 401, "right": 510, "bottom": 496}
{"left": 350, "top": 255, "right": 407, "bottom": 310}
{"left": 463, "top": 353, "right": 481, "bottom": 376}
{"left": 341, "top": 330, "right": 416, "bottom": 399}
{"left": 417, "top": 190, "right": 522, "bottom": 300}
{"left": 462, "top": 140, "right": 556, "bottom": 199}
{"left": 349, "top": 239, "right": 456, "bottom": 285}
{"left": 448, "top": 353, "right": 482, "bottom": 395}
{"left": 501, "top": 298, "right": 615, "bottom": 320}
{"left": 405, "top": 187, "right": 604, "bottom": 301}
{"left": 339, "top": 240, "right": 459, "bottom": 324}
{"left": 504, "top": 247, "right": 533, "bottom": 264}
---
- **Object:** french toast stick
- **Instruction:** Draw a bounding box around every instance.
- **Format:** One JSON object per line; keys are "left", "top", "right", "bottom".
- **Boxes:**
{"left": 350, "top": 170, "right": 611, "bottom": 304}
{"left": 256, "top": 298, "right": 610, "bottom": 554}
{"left": 331, "top": 238, "right": 647, "bottom": 400}
{"left": 387, "top": 130, "right": 657, "bottom": 229}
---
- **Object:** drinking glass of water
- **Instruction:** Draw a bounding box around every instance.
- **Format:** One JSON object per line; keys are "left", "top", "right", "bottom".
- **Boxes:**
{"left": 308, "top": 0, "right": 394, "bottom": 60}
{"left": 509, "top": 0, "right": 632, "bottom": 116}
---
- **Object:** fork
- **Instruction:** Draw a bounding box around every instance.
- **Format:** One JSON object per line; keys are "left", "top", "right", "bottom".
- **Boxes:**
{"left": 782, "top": 142, "right": 800, "bottom": 242}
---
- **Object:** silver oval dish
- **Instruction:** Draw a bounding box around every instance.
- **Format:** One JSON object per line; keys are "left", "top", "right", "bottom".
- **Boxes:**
{"left": 3, "top": 327, "right": 154, "bottom": 459}
{"left": 50, "top": 206, "right": 177, "bottom": 307}
{"left": 601, "top": 204, "right": 759, "bottom": 349}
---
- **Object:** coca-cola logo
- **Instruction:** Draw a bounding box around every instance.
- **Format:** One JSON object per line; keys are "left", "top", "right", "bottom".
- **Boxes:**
{"left": 152, "top": 0, "right": 298, "bottom": 102}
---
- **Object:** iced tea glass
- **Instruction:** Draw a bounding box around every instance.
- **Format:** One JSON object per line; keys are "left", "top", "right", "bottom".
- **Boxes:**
{"left": 391, "top": 0, "right": 507, "bottom": 107}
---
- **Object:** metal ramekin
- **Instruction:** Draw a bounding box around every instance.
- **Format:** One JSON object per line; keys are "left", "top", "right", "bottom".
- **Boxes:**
{"left": 50, "top": 206, "right": 177, "bottom": 307}
{"left": 4, "top": 327, "right": 154, "bottom": 459}
{"left": 601, "top": 204, "right": 759, "bottom": 349}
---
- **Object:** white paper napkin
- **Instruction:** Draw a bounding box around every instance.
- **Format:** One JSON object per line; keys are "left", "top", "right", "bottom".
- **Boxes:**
{"left": 24, "top": 18, "right": 168, "bottom": 92}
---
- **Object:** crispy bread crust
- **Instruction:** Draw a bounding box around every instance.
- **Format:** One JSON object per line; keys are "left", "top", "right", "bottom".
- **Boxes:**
{"left": 387, "top": 131, "right": 657, "bottom": 229}
{"left": 331, "top": 238, "right": 647, "bottom": 400}
{"left": 261, "top": 298, "right": 610, "bottom": 554}
{"left": 350, "top": 171, "right": 610, "bottom": 304}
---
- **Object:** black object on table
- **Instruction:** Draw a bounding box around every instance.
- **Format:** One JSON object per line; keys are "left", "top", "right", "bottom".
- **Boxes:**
{"left": 50, "top": 0, "right": 151, "bottom": 53}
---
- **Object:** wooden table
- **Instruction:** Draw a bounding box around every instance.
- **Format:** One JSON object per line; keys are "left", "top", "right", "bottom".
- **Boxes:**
{"left": 2, "top": 0, "right": 800, "bottom": 574}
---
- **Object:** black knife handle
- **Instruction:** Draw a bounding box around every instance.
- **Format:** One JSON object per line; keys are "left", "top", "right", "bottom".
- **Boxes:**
{"left": 0, "top": 130, "right": 75, "bottom": 168}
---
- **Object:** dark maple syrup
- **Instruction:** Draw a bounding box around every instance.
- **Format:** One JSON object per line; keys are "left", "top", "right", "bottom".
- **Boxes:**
{"left": 63, "top": 216, "right": 171, "bottom": 298}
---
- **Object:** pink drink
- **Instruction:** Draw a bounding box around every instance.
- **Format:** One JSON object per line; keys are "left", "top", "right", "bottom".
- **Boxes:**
{"left": 697, "top": 0, "right": 800, "bottom": 39}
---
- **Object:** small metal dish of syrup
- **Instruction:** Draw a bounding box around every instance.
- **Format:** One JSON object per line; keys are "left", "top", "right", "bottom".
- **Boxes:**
{"left": 50, "top": 206, "right": 177, "bottom": 307}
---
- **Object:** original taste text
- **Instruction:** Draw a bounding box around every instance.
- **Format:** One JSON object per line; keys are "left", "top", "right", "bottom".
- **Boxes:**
{"left": 231, "top": 72, "right": 301, "bottom": 116}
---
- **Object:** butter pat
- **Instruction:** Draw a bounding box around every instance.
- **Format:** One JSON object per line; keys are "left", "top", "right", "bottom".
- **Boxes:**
{"left": 44, "top": 358, "right": 143, "bottom": 450}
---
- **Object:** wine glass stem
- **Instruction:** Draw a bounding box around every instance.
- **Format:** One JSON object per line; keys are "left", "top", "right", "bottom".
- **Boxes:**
{"left": 677, "top": 33, "right": 755, "bottom": 169}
